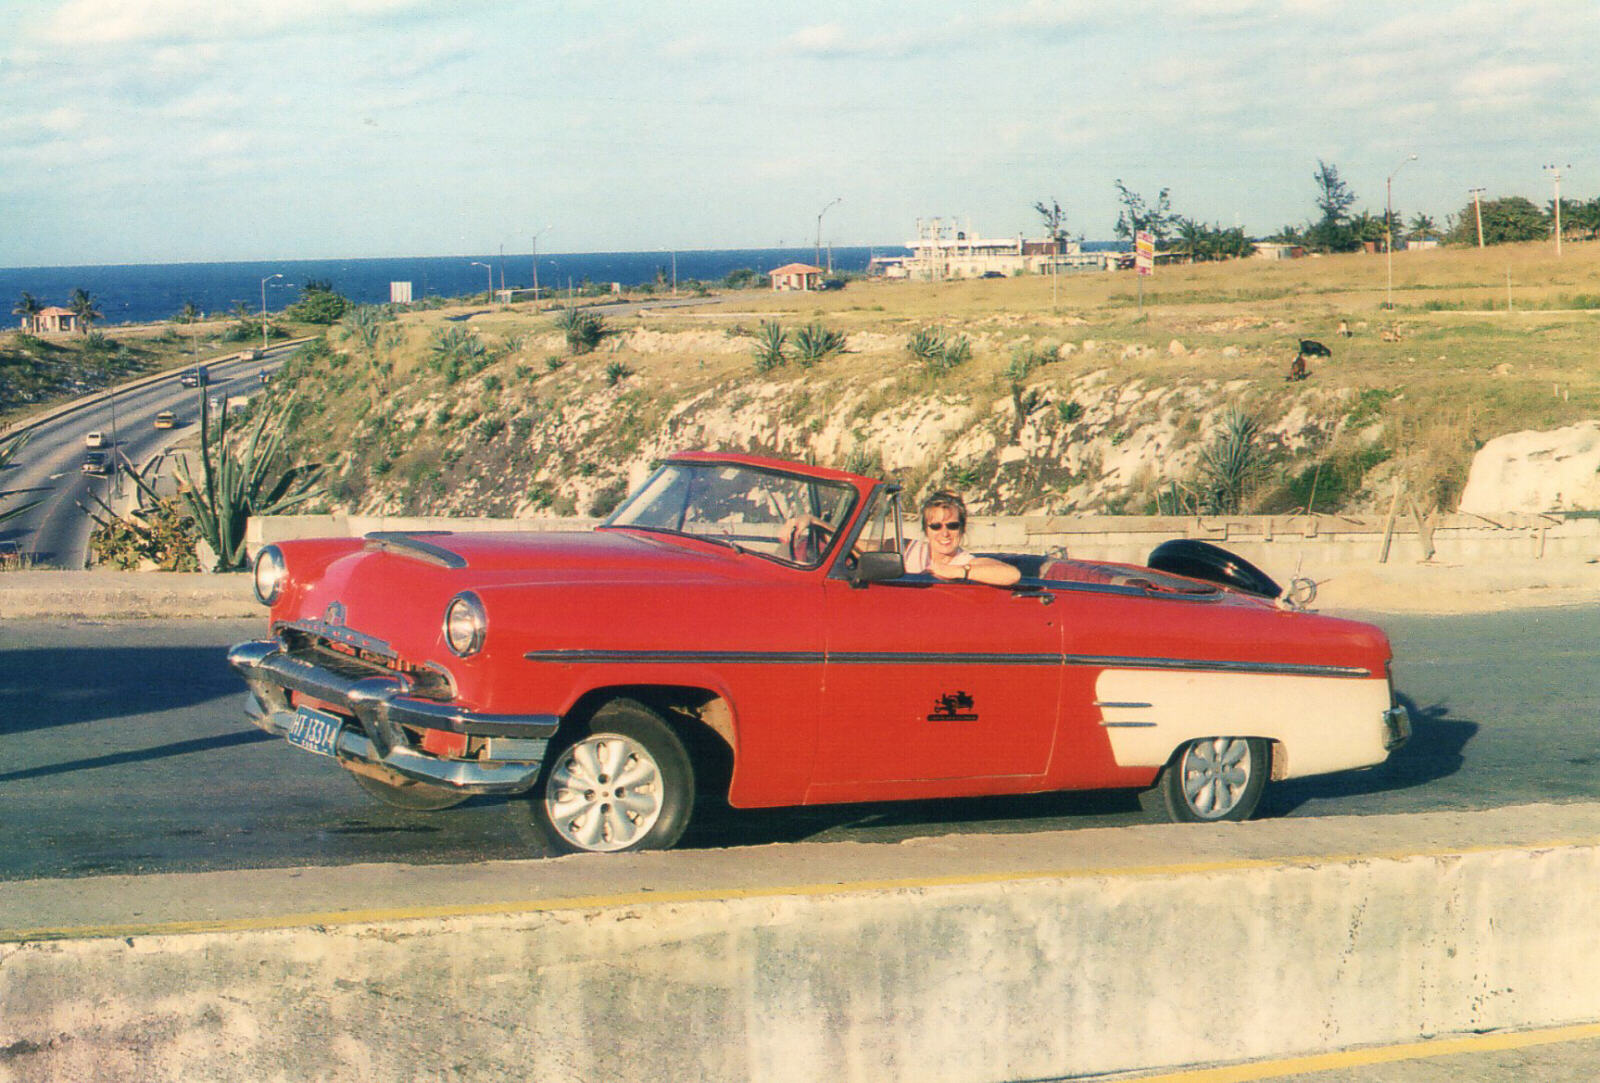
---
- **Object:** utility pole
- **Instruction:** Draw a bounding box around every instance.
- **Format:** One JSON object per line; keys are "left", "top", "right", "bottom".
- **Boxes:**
{"left": 1543, "top": 164, "right": 1568, "bottom": 256}
{"left": 532, "top": 226, "right": 552, "bottom": 301}
{"left": 1468, "top": 187, "right": 1486, "bottom": 248}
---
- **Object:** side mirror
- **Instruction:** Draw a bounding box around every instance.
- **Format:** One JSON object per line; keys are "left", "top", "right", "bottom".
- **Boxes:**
{"left": 852, "top": 550, "right": 904, "bottom": 585}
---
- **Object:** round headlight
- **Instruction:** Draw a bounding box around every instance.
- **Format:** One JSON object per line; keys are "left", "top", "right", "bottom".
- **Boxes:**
{"left": 443, "top": 592, "right": 487, "bottom": 656}
{"left": 253, "top": 545, "right": 287, "bottom": 606}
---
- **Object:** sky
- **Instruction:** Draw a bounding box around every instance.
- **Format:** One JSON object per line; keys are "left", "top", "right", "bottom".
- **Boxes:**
{"left": 3, "top": 0, "right": 1596, "bottom": 267}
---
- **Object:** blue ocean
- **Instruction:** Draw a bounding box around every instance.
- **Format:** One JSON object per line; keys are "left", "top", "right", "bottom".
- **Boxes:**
{"left": 1, "top": 247, "right": 904, "bottom": 327}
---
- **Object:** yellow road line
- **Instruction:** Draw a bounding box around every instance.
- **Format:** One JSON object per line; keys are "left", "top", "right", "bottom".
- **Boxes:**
{"left": 6, "top": 834, "right": 1600, "bottom": 943}
{"left": 1117, "top": 1021, "right": 1600, "bottom": 1081}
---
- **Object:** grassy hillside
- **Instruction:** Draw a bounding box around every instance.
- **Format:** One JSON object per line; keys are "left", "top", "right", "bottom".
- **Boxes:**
{"left": 30, "top": 240, "right": 1600, "bottom": 520}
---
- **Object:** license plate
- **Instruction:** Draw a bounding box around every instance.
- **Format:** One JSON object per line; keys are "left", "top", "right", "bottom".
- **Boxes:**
{"left": 286, "top": 705, "right": 344, "bottom": 758}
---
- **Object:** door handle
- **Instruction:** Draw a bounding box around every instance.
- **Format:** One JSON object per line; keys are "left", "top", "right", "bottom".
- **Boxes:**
{"left": 1011, "top": 589, "right": 1053, "bottom": 605}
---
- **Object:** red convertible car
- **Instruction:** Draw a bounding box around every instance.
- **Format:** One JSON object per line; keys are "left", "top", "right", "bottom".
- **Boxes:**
{"left": 230, "top": 452, "right": 1409, "bottom": 854}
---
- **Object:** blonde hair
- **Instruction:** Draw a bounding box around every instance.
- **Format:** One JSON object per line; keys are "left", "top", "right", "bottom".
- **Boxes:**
{"left": 920, "top": 491, "right": 967, "bottom": 531}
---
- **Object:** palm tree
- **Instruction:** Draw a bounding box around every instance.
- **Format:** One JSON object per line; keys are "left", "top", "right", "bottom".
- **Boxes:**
{"left": 1408, "top": 213, "right": 1438, "bottom": 241}
{"left": 11, "top": 291, "right": 42, "bottom": 333}
{"left": 68, "top": 288, "right": 102, "bottom": 333}
{"left": 175, "top": 301, "right": 201, "bottom": 324}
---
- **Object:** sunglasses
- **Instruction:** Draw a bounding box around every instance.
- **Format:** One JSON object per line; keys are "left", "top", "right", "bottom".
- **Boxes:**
{"left": 924, "top": 520, "right": 963, "bottom": 533}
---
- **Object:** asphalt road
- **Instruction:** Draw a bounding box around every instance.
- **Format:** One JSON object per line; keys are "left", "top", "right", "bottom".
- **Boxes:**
{"left": 1, "top": 346, "right": 292, "bottom": 569}
{"left": 1, "top": 606, "right": 1596, "bottom": 882}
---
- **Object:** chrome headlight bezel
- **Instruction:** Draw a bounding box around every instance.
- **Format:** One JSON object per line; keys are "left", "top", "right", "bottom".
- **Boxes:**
{"left": 443, "top": 591, "right": 487, "bottom": 657}
{"left": 252, "top": 545, "right": 287, "bottom": 606}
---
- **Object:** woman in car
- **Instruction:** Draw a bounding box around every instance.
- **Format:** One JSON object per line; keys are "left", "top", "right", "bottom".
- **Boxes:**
{"left": 901, "top": 491, "right": 1021, "bottom": 586}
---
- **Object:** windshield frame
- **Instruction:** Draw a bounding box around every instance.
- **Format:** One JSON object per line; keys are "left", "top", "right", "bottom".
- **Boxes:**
{"left": 600, "top": 460, "right": 862, "bottom": 570}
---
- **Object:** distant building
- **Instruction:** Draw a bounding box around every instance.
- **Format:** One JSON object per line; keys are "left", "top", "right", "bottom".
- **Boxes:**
{"left": 877, "top": 218, "right": 1095, "bottom": 281}
{"left": 1253, "top": 243, "right": 1305, "bottom": 261}
{"left": 769, "top": 263, "right": 824, "bottom": 291}
{"left": 389, "top": 281, "right": 413, "bottom": 304}
{"left": 34, "top": 306, "right": 78, "bottom": 333}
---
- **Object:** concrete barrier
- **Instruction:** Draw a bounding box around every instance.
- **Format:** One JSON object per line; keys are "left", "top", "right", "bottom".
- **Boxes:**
{"left": 248, "top": 510, "right": 1600, "bottom": 571}
{"left": 4, "top": 803, "right": 1600, "bottom": 1082}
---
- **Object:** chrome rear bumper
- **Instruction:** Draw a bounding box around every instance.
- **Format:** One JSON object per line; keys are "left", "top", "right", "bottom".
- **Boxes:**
{"left": 1382, "top": 705, "right": 1412, "bottom": 751}
{"left": 229, "top": 638, "right": 558, "bottom": 794}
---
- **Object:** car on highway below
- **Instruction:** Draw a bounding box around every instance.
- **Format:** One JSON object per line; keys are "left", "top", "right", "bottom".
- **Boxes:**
{"left": 80, "top": 451, "right": 110, "bottom": 475}
{"left": 83, "top": 431, "right": 106, "bottom": 448}
{"left": 230, "top": 452, "right": 1410, "bottom": 855}
{"left": 179, "top": 366, "right": 207, "bottom": 388}
{"left": 153, "top": 411, "right": 176, "bottom": 429}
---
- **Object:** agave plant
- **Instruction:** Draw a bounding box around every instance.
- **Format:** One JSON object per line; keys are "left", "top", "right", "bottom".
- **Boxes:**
{"left": 340, "top": 304, "right": 392, "bottom": 351}
{"left": 792, "top": 322, "right": 846, "bottom": 367}
{"left": 752, "top": 320, "right": 787, "bottom": 372}
{"left": 0, "top": 430, "right": 43, "bottom": 525}
{"left": 1197, "top": 408, "right": 1263, "bottom": 514}
{"left": 118, "top": 396, "right": 325, "bottom": 570}
{"left": 554, "top": 307, "right": 605, "bottom": 354}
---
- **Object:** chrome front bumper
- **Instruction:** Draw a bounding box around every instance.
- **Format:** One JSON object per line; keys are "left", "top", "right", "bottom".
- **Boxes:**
{"left": 229, "top": 638, "right": 559, "bottom": 794}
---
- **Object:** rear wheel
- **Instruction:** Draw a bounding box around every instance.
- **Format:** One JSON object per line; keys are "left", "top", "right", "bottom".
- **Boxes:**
{"left": 534, "top": 699, "right": 695, "bottom": 854}
{"left": 347, "top": 764, "right": 470, "bottom": 810}
{"left": 1144, "top": 737, "right": 1269, "bottom": 823}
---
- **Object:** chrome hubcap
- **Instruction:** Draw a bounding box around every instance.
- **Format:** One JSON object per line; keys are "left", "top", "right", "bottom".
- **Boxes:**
{"left": 1179, "top": 737, "right": 1252, "bottom": 818}
{"left": 545, "top": 734, "right": 664, "bottom": 852}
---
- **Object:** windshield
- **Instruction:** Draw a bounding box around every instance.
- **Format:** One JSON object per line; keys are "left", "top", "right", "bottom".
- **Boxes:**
{"left": 604, "top": 462, "right": 858, "bottom": 567}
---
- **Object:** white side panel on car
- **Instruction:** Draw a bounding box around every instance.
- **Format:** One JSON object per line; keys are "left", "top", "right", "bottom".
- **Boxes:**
{"left": 1094, "top": 669, "right": 1394, "bottom": 779}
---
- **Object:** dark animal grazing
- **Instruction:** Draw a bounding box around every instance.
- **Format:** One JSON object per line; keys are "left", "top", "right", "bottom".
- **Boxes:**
{"left": 1299, "top": 339, "right": 1332, "bottom": 357}
{"left": 1287, "top": 354, "right": 1308, "bottom": 381}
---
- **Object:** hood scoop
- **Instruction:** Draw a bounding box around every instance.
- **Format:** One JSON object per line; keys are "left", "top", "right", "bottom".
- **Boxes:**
{"left": 363, "top": 531, "right": 468, "bottom": 569}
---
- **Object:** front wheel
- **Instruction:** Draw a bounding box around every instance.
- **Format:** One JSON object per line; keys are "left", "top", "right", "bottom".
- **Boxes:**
{"left": 1144, "top": 737, "right": 1269, "bottom": 823}
{"left": 534, "top": 699, "right": 695, "bottom": 854}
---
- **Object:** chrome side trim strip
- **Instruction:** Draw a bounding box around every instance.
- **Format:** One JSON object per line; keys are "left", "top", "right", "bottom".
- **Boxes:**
{"left": 524, "top": 647, "right": 1373, "bottom": 679}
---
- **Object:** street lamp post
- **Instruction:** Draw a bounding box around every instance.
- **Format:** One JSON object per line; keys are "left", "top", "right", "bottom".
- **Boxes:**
{"left": 1385, "top": 154, "right": 1417, "bottom": 310}
{"left": 815, "top": 197, "right": 841, "bottom": 273}
{"left": 471, "top": 261, "right": 493, "bottom": 302}
{"left": 531, "top": 226, "right": 552, "bottom": 300}
{"left": 260, "top": 273, "right": 283, "bottom": 350}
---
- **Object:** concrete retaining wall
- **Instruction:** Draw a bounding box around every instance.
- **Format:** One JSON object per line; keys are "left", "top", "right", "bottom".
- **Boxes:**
{"left": 6, "top": 806, "right": 1600, "bottom": 1082}
{"left": 248, "top": 510, "right": 1600, "bottom": 571}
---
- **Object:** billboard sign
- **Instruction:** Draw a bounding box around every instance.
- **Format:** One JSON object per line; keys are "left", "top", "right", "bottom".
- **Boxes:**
{"left": 1135, "top": 230, "right": 1155, "bottom": 276}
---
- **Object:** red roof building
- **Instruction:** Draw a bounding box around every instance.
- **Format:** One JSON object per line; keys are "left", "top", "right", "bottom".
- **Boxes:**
{"left": 768, "top": 263, "right": 825, "bottom": 291}
{"left": 34, "top": 306, "right": 78, "bottom": 334}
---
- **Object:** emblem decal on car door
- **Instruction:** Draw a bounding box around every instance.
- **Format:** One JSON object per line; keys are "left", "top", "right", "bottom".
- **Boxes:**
{"left": 927, "top": 691, "right": 978, "bottom": 722}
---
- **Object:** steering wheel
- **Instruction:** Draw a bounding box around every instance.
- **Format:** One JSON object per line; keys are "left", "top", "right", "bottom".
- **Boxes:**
{"left": 788, "top": 523, "right": 831, "bottom": 564}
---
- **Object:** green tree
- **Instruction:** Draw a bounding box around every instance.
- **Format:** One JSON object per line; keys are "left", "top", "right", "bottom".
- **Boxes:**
{"left": 1444, "top": 196, "right": 1549, "bottom": 245}
{"left": 1408, "top": 213, "right": 1439, "bottom": 240}
{"left": 12, "top": 291, "right": 42, "bottom": 333}
{"left": 286, "top": 281, "right": 349, "bottom": 324}
{"left": 1033, "top": 199, "right": 1070, "bottom": 249}
{"left": 1306, "top": 160, "right": 1359, "bottom": 252}
{"left": 173, "top": 301, "right": 201, "bottom": 324}
{"left": 68, "top": 288, "right": 102, "bottom": 333}
{"left": 1113, "top": 180, "right": 1175, "bottom": 246}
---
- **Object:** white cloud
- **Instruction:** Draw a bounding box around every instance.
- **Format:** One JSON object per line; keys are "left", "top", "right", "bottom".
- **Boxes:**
{"left": 41, "top": 0, "right": 439, "bottom": 46}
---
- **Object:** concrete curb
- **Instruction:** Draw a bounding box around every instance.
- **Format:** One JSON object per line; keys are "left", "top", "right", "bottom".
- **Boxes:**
{"left": 4, "top": 803, "right": 1600, "bottom": 1081}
